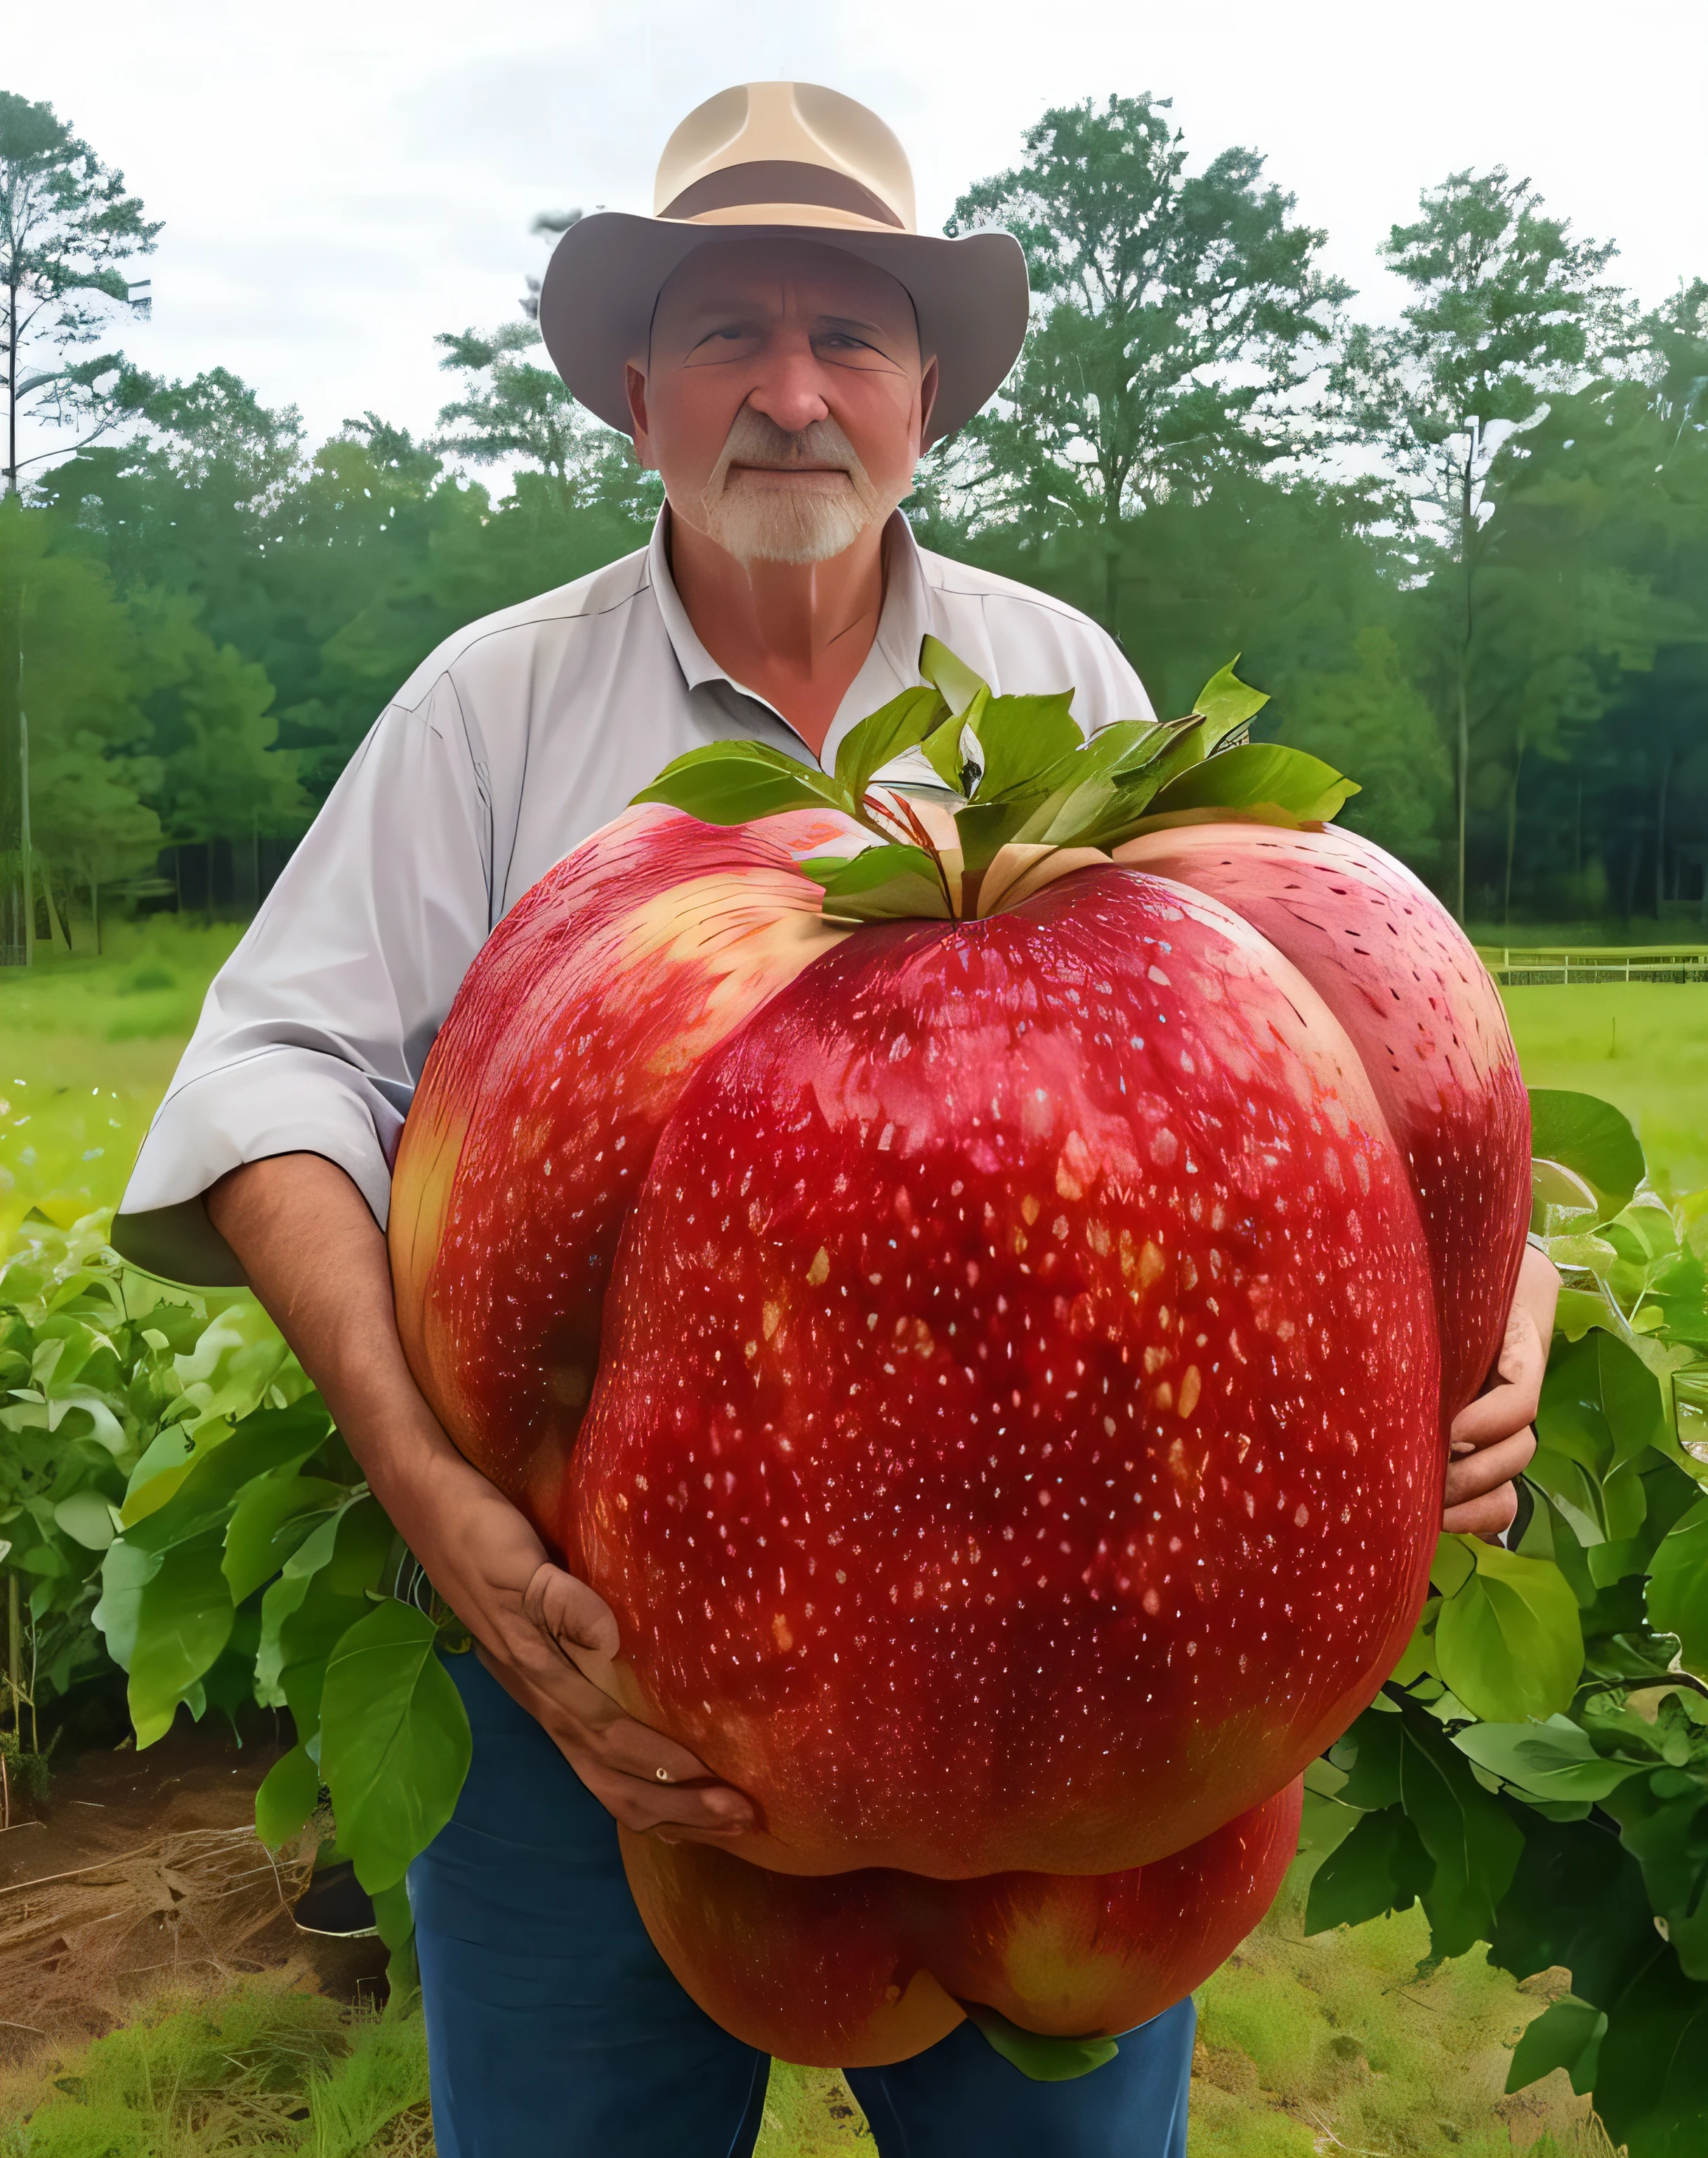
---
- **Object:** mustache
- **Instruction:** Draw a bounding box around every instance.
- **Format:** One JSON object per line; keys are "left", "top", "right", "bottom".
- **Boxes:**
{"left": 705, "top": 406, "right": 862, "bottom": 486}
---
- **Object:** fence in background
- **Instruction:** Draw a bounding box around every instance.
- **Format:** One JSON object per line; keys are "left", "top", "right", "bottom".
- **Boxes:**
{"left": 1480, "top": 946, "right": 1708, "bottom": 986}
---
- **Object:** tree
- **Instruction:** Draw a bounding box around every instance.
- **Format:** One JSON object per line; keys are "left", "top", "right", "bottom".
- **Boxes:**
{"left": 433, "top": 322, "right": 652, "bottom": 516}
{"left": 942, "top": 94, "right": 1348, "bottom": 624}
{"left": 0, "top": 92, "right": 159, "bottom": 495}
{"left": 133, "top": 589, "right": 309, "bottom": 910}
{"left": 0, "top": 492, "right": 162, "bottom": 954}
{"left": 1, "top": 94, "right": 157, "bottom": 960}
{"left": 1335, "top": 167, "right": 1624, "bottom": 917}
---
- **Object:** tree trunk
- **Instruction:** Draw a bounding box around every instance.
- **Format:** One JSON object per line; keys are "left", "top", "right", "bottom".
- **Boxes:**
{"left": 1503, "top": 736, "right": 1525, "bottom": 927}
{"left": 1655, "top": 745, "right": 1673, "bottom": 917}
{"left": 1454, "top": 440, "right": 1478, "bottom": 926}
{"left": 0, "top": 595, "right": 29, "bottom": 967}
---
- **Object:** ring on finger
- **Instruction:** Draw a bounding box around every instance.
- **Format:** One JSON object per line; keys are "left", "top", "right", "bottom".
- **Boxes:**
{"left": 655, "top": 1766, "right": 671, "bottom": 1783}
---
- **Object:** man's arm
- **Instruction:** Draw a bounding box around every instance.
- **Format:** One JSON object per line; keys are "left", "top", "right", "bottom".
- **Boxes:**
{"left": 1442, "top": 1243, "right": 1559, "bottom": 1536}
{"left": 206, "top": 1151, "right": 754, "bottom": 1843}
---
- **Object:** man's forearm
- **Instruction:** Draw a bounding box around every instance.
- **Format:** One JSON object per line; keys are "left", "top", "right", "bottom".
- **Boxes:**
{"left": 204, "top": 1151, "right": 461, "bottom": 1550}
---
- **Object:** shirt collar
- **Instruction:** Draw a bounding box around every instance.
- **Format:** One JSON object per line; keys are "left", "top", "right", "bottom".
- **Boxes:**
{"left": 644, "top": 505, "right": 930, "bottom": 769}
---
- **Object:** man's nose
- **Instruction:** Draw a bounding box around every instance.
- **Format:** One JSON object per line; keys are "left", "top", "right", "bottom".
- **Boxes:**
{"left": 744, "top": 341, "right": 832, "bottom": 436}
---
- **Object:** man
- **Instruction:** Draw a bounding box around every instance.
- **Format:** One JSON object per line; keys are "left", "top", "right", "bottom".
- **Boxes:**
{"left": 114, "top": 81, "right": 1556, "bottom": 2158}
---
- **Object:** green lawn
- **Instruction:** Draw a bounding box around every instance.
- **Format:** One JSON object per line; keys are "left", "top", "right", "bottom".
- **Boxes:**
{"left": 1502, "top": 983, "right": 1708, "bottom": 1194}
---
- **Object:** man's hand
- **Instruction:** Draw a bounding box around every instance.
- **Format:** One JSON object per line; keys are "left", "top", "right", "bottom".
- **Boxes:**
{"left": 1443, "top": 1241, "right": 1560, "bottom": 1537}
{"left": 206, "top": 1151, "right": 754, "bottom": 1843}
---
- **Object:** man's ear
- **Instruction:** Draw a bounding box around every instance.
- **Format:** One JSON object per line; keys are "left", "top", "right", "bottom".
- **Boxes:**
{"left": 918, "top": 356, "right": 940, "bottom": 448}
{"left": 625, "top": 362, "right": 657, "bottom": 470}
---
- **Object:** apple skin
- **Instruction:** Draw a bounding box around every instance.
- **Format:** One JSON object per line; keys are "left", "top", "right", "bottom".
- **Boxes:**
{"left": 567, "top": 867, "right": 1439, "bottom": 1877}
{"left": 390, "top": 804, "right": 850, "bottom": 1518}
{"left": 1114, "top": 824, "right": 1530, "bottom": 1427}
{"left": 619, "top": 1778, "right": 1303, "bottom": 2067}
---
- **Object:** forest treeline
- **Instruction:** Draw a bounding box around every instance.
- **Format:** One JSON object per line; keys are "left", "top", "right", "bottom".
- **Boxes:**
{"left": 1, "top": 88, "right": 1704, "bottom": 953}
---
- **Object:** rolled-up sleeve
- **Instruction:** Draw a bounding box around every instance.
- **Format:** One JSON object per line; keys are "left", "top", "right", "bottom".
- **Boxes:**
{"left": 112, "top": 679, "right": 495, "bottom": 1286}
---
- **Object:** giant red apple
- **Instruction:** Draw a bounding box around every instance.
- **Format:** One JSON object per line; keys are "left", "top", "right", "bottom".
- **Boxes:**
{"left": 1115, "top": 823, "right": 1528, "bottom": 1427}
{"left": 389, "top": 653, "right": 1528, "bottom": 2059}
{"left": 620, "top": 1778, "right": 1303, "bottom": 2066}
{"left": 563, "top": 865, "right": 1436, "bottom": 1875}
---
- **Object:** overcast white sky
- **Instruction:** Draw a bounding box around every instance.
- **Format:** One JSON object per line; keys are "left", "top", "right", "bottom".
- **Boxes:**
{"left": 10, "top": 0, "right": 1707, "bottom": 463}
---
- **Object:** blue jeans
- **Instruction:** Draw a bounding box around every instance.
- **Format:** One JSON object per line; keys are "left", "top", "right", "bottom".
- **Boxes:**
{"left": 409, "top": 1652, "right": 1195, "bottom": 2157}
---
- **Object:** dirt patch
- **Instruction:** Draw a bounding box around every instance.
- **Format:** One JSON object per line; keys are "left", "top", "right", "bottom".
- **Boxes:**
{"left": 0, "top": 1712, "right": 385, "bottom": 2058}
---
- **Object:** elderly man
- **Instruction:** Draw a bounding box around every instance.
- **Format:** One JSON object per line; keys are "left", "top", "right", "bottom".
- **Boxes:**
{"left": 114, "top": 81, "right": 1554, "bottom": 2158}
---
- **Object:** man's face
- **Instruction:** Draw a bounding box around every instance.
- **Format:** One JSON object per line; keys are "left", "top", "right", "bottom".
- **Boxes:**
{"left": 626, "top": 239, "right": 938, "bottom": 567}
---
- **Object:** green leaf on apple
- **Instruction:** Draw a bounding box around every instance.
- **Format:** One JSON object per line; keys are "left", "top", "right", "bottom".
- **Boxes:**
{"left": 636, "top": 740, "right": 858, "bottom": 826}
{"left": 832, "top": 684, "right": 947, "bottom": 801}
{"left": 1136, "top": 743, "right": 1360, "bottom": 828}
{"left": 1191, "top": 656, "right": 1270, "bottom": 733}
{"left": 810, "top": 845, "right": 952, "bottom": 922}
{"left": 919, "top": 632, "right": 990, "bottom": 719}
{"left": 960, "top": 2002, "right": 1119, "bottom": 2080}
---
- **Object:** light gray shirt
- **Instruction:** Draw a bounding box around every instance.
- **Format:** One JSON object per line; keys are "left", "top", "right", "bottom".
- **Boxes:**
{"left": 112, "top": 509, "right": 1156, "bottom": 1286}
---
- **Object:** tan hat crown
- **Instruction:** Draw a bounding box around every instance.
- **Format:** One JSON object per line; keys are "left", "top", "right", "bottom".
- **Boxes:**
{"left": 653, "top": 82, "right": 918, "bottom": 235}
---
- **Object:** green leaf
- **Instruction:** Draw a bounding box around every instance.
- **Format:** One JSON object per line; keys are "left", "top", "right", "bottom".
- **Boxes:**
{"left": 254, "top": 1494, "right": 393, "bottom": 1716}
{"left": 255, "top": 1741, "right": 322, "bottom": 1850}
{"left": 832, "top": 685, "right": 947, "bottom": 800}
{"left": 633, "top": 740, "right": 855, "bottom": 826}
{"left": 1506, "top": 1995, "right": 1606, "bottom": 2096}
{"left": 126, "top": 1531, "right": 235, "bottom": 1748}
{"left": 223, "top": 1474, "right": 348, "bottom": 1604}
{"left": 960, "top": 2003, "right": 1118, "bottom": 2081}
{"left": 91, "top": 1538, "right": 163, "bottom": 1670}
{"left": 813, "top": 845, "right": 951, "bottom": 923}
{"left": 53, "top": 1488, "right": 117, "bottom": 1552}
{"left": 1433, "top": 1536, "right": 1584, "bottom": 1723}
{"left": 1138, "top": 742, "right": 1359, "bottom": 827}
{"left": 318, "top": 1601, "right": 473, "bottom": 1895}
{"left": 1453, "top": 1716, "right": 1646, "bottom": 1804}
{"left": 1528, "top": 1091, "right": 1646, "bottom": 1227}
{"left": 966, "top": 693, "right": 1084, "bottom": 802}
{"left": 1191, "top": 657, "right": 1270, "bottom": 730}
{"left": 919, "top": 705, "right": 981, "bottom": 793}
{"left": 918, "top": 634, "right": 990, "bottom": 719}
{"left": 370, "top": 1880, "right": 420, "bottom": 2010}
{"left": 1304, "top": 1805, "right": 1433, "bottom": 1933}
{"left": 1396, "top": 1699, "right": 1525, "bottom": 1959}
{"left": 1594, "top": 1947, "right": 1708, "bottom": 2157}
{"left": 1648, "top": 1500, "right": 1708, "bottom": 1677}
{"left": 124, "top": 1399, "right": 332, "bottom": 1555}
{"left": 1488, "top": 1808, "right": 1661, "bottom": 2006}
{"left": 1331, "top": 1708, "right": 1405, "bottom": 1811}
{"left": 1600, "top": 1776, "right": 1708, "bottom": 1981}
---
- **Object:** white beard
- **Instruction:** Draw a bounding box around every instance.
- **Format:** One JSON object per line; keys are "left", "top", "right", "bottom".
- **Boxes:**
{"left": 696, "top": 407, "right": 900, "bottom": 565}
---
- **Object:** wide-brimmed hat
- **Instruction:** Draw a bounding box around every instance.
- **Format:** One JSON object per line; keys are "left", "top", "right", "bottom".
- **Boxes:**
{"left": 538, "top": 81, "right": 1029, "bottom": 447}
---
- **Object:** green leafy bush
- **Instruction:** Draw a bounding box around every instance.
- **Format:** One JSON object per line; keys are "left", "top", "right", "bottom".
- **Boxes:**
{"left": 1306, "top": 1090, "right": 1708, "bottom": 2158}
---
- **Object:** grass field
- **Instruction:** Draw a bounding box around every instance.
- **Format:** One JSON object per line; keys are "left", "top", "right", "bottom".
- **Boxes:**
{"left": 2, "top": 915, "right": 1690, "bottom": 2154}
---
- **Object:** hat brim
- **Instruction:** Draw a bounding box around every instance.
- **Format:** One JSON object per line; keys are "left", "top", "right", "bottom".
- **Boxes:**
{"left": 537, "top": 212, "right": 1029, "bottom": 447}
